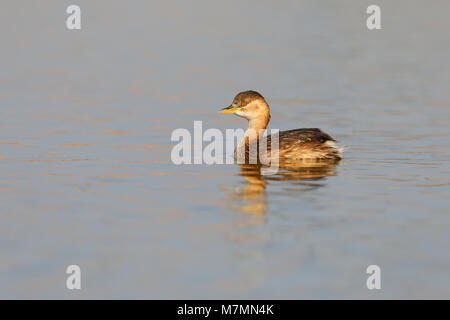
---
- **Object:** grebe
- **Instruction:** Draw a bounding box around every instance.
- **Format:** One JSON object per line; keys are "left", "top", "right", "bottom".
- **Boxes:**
{"left": 220, "top": 90, "right": 343, "bottom": 162}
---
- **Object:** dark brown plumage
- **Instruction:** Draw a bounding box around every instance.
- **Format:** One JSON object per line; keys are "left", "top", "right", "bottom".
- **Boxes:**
{"left": 266, "top": 128, "right": 341, "bottom": 160}
{"left": 237, "top": 128, "right": 341, "bottom": 164}
{"left": 232, "top": 90, "right": 265, "bottom": 107}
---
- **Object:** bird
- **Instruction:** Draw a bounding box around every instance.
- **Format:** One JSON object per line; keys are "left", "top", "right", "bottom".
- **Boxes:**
{"left": 220, "top": 90, "right": 343, "bottom": 164}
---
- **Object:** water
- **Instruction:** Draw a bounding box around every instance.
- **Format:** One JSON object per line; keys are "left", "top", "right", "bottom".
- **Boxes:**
{"left": 0, "top": 0, "right": 449, "bottom": 299}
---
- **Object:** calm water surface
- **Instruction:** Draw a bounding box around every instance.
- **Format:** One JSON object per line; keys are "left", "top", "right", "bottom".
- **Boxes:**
{"left": 1, "top": 0, "right": 449, "bottom": 298}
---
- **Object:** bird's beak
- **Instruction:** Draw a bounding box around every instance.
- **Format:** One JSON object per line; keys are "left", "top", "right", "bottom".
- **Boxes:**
{"left": 220, "top": 105, "right": 240, "bottom": 114}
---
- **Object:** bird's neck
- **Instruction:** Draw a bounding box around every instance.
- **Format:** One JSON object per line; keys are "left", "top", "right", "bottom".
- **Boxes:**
{"left": 237, "top": 115, "right": 270, "bottom": 153}
{"left": 245, "top": 114, "right": 270, "bottom": 136}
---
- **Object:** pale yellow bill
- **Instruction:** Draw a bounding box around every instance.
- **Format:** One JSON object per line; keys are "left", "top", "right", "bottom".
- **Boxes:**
{"left": 220, "top": 106, "right": 240, "bottom": 114}
{"left": 220, "top": 108, "right": 237, "bottom": 114}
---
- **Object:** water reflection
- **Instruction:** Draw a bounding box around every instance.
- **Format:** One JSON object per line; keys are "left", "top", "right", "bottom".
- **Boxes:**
{"left": 223, "top": 162, "right": 339, "bottom": 216}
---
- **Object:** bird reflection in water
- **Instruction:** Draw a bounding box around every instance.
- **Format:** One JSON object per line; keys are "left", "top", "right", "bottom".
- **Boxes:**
{"left": 221, "top": 161, "right": 339, "bottom": 216}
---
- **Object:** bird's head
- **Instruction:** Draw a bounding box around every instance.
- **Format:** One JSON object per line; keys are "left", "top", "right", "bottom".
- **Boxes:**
{"left": 220, "top": 90, "right": 270, "bottom": 122}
